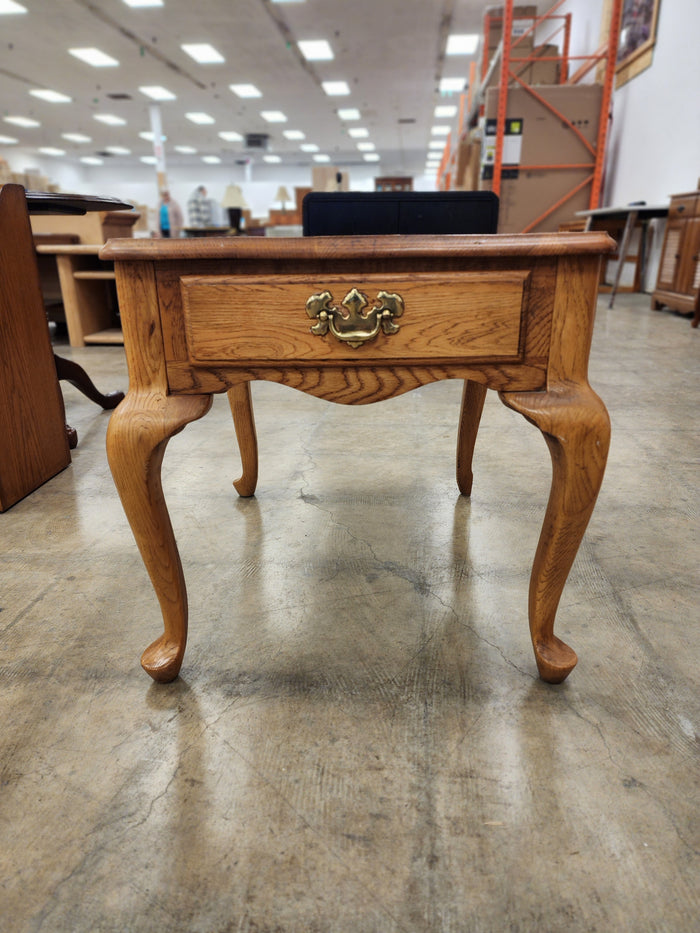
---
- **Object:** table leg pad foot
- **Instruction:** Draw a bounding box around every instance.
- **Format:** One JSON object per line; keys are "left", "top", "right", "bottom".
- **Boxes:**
{"left": 141, "top": 636, "right": 183, "bottom": 683}
{"left": 534, "top": 636, "right": 578, "bottom": 684}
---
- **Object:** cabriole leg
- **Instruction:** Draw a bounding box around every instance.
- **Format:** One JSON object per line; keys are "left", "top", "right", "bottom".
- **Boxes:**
{"left": 107, "top": 390, "right": 212, "bottom": 682}
{"left": 228, "top": 382, "right": 258, "bottom": 497}
{"left": 456, "top": 379, "right": 487, "bottom": 496}
{"left": 500, "top": 384, "right": 610, "bottom": 683}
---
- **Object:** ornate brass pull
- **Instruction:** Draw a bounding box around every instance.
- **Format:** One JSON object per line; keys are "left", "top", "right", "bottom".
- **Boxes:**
{"left": 306, "top": 287, "right": 404, "bottom": 349}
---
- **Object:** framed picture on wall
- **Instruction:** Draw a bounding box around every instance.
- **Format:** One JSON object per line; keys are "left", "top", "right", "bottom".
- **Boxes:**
{"left": 616, "top": 0, "right": 661, "bottom": 85}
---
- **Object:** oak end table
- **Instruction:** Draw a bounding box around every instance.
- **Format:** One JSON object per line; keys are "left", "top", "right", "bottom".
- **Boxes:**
{"left": 102, "top": 233, "right": 614, "bottom": 685}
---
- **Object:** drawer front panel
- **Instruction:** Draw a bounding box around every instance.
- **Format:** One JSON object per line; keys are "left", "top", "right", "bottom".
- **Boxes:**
{"left": 180, "top": 272, "right": 529, "bottom": 363}
{"left": 668, "top": 196, "right": 699, "bottom": 220}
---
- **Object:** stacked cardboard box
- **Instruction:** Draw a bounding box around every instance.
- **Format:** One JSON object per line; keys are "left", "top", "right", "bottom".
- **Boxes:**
{"left": 480, "top": 83, "right": 602, "bottom": 233}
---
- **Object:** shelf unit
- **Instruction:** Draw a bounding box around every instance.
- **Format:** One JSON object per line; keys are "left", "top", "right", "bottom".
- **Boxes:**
{"left": 438, "top": 0, "right": 624, "bottom": 232}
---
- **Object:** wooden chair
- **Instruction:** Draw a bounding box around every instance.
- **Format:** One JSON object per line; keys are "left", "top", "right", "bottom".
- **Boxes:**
{"left": 0, "top": 184, "right": 123, "bottom": 509}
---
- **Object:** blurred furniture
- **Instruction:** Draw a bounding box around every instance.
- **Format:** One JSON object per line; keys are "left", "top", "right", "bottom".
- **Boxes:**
{"left": 183, "top": 226, "right": 231, "bottom": 238}
{"left": 104, "top": 231, "right": 613, "bottom": 686}
{"left": 32, "top": 205, "right": 140, "bottom": 346}
{"left": 0, "top": 185, "right": 129, "bottom": 510}
{"left": 650, "top": 191, "right": 700, "bottom": 327}
{"left": 577, "top": 203, "right": 668, "bottom": 307}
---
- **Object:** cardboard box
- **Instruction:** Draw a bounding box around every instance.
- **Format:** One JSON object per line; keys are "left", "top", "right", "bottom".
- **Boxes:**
{"left": 485, "top": 42, "right": 560, "bottom": 89}
{"left": 485, "top": 4, "right": 537, "bottom": 55}
{"left": 455, "top": 128, "right": 483, "bottom": 191}
{"left": 480, "top": 83, "right": 602, "bottom": 233}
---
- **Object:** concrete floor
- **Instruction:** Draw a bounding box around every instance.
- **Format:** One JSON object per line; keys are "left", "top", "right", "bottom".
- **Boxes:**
{"left": 1, "top": 294, "right": 698, "bottom": 932}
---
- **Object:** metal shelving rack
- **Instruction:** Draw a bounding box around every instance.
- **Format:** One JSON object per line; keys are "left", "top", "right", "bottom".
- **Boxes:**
{"left": 439, "top": 0, "right": 624, "bottom": 231}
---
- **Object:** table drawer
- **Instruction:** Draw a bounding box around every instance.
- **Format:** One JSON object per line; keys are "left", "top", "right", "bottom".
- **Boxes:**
{"left": 668, "top": 196, "right": 699, "bottom": 220}
{"left": 180, "top": 272, "right": 529, "bottom": 364}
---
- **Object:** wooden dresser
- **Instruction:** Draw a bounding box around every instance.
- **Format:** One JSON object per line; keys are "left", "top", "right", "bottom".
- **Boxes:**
{"left": 651, "top": 190, "right": 700, "bottom": 327}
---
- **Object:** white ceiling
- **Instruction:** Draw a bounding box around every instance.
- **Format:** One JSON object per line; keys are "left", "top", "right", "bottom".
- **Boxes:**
{"left": 0, "top": 0, "right": 487, "bottom": 179}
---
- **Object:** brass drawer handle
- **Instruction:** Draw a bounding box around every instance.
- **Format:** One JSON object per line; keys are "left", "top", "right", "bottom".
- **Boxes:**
{"left": 306, "top": 287, "right": 404, "bottom": 348}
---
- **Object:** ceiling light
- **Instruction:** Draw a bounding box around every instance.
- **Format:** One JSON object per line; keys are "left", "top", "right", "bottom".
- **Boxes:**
{"left": 428, "top": 141, "right": 445, "bottom": 150}
{"left": 140, "top": 155, "right": 157, "bottom": 164}
{"left": 446, "top": 34, "right": 479, "bottom": 56}
{"left": 283, "top": 130, "right": 305, "bottom": 140}
{"left": 202, "top": 155, "right": 221, "bottom": 164}
{"left": 105, "top": 146, "right": 131, "bottom": 155}
{"left": 181, "top": 43, "right": 224, "bottom": 64}
{"left": 122, "top": 0, "right": 163, "bottom": 6}
{"left": 348, "top": 127, "right": 369, "bottom": 138}
{"left": 363, "top": 154, "right": 380, "bottom": 162}
{"left": 139, "top": 86, "right": 176, "bottom": 101}
{"left": 261, "top": 111, "right": 287, "bottom": 123}
{"left": 298, "top": 40, "right": 334, "bottom": 61}
{"left": 62, "top": 133, "right": 92, "bottom": 143}
{"left": 174, "top": 145, "right": 197, "bottom": 154}
{"left": 30, "top": 89, "right": 72, "bottom": 103}
{"left": 263, "top": 155, "right": 281, "bottom": 163}
{"left": 4, "top": 115, "right": 40, "bottom": 127}
{"left": 0, "top": 134, "right": 18, "bottom": 143}
{"left": 271, "top": 0, "right": 306, "bottom": 3}
{"left": 229, "top": 84, "right": 262, "bottom": 98}
{"left": 0, "top": 0, "right": 27, "bottom": 12}
{"left": 435, "top": 105, "right": 457, "bottom": 118}
{"left": 218, "top": 131, "right": 243, "bottom": 142}
{"left": 322, "top": 81, "right": 350, "bottom": 96}
{"left": 80, "top": 156, "right": 104, "bottom": 165}
{"left": 356, "top": 142, "right": 375, "bottom": 151}
{"left": 38, "top": 147, "right": 66, "bottom": 156}
{"left": 94, "top": 113, "right": 126, "bottom": 125}
{"left": 337, "top": 108, "right": 360, "bottom": 120}
{"left": 439, "top": 77, "right": 466, "bottom": 93}
{"left": 312, "top": 154, "right": 330, "bottom": 162}
{"left": 186, "top": 112, "right": 215, "bottom": 124}
{"left": 431, "top": 125, "right": 450, "bottom": 136}
{"left": 300, "top": 143, "right": 319, "bottom": 152}
{"left": 69, "top": 48, "right": 119, "bottom": 67}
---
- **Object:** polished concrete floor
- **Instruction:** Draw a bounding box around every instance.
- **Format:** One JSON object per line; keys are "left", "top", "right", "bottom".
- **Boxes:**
{"left": 1, "top": 294, "right": 698, "bottom": 932}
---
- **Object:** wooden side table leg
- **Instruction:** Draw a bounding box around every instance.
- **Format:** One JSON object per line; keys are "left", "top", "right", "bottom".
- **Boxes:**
{"left": 107, "top": 390, "right": 212, "bottom": 682}
{"left": 227, "top": 382, "right": 258, "bottom": 497}
{"left": 499, "top": 384, "right": 610, "bottom": 683}
{"left": 456, "top": 379, "right": 487, "bottom": 496}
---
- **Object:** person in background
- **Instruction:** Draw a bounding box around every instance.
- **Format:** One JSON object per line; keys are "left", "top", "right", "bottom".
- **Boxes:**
{"left": 158, "top": 190, "right": 183, "bottom": 237}
{"left": 187, "top": 185, "right": 213, "bottom": 227}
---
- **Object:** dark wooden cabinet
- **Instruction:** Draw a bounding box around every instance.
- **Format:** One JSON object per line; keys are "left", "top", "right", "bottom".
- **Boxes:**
{"left": 652, "top": 191, "right": 700, "bottom": 326}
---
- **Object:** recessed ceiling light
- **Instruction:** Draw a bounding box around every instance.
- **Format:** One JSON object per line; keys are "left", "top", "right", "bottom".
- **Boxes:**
{"left": 0, "top": 134, "right": 18, "bottom": 143}
{"left": 80, "top": 156, "right": 104, "bottom": 165}
{"left": 428, "top": 141, "right": 445, "bottom": 150}
{"left": 218, "top": 131, "right": 243, "bottom": 142}
{"left": 0, "top": 0, "right": 27, "bottom": 13}
{"left": 261, "top": 111, "right": 287, "bottom": 123}
{"left": 174, "top": 145, "right": 197, "bottom": 154}
{"left": 62, "top": 133, "right": 92, "bottom": 143}
{"left": 356, "top": 142, "right": 375, "bottom": 151}
{"left": 69, "top": 48, "right": 119, "bottom": 67}
{"left": 139, "top": 86, "right": 176, "bottom": 101}
{"left": 348, "top": 127, "right": 369, "bottom": 138}
{"left": 313, "top": 154, "right": 330, "bottom": 162}
{"left": 38, "top": 147, "right": 66, "bottom": 156}
{"left": 4, "top": 115, "right": 40, "bottom": 127}
{"left": 181, "top": 43, "right": 224, "bottom": 64}
{"left": 439, "top": 77, "right": 466, "bottom": 93}
{"left": 202, "top": 155, "right": 221, "bottom": 164}
{"left": 283, "top": 130, "right": 305, "bottom": 140}
{"left": 363, "top": 153, "right": 380, "bottom": 162}
{"left": 229, "top": 84, "right": 262, "bottom": 98}
{"left": 105, "top": 145, "right": 131, "bottom": 155}
{"left": 122, "top": 0, "right": 163, "bottom": 6}
{"left": 263, "top": 155, "right": 282, "bottom": 163}
{"left": 94, "top": 113, "right": 126, "bottom": 125}
{"left": 337, "top": 108, "right": 360, "bottom": 120}
{"left": 300, "top": 143, "right": 319, "bottom": 152}
{"left": 298, "top": 40, "right": 334, "bottom": 61}
{"left": 185, "top": 112, "right": 215, "bottom": 124}
{"left": 271, "top": 0, "right": 306, "bottom": 4}
{"left": 446, "top": 34, "right": 479, "bottom": 56}
{"left": 431, "top": 125, "right": 450, "bottom": 136}
{"left": 322, "top": 81, "right": 350, "bottom": 96}
{"left": 139, "top": 131, "right": 168, "bottom": 142}
{"left": 140, "top": 155, "right": 158, "bottom": 164}
{"left": 435, "top": 105, "right": 457, "bottom": 118}
{"left": 30, "top": 89, "right": 72, "bottom": 103}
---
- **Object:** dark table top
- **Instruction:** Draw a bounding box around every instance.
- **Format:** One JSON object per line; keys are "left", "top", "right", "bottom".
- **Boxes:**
{"left": 25, "top": 190, "right": 133, "bottom": 215}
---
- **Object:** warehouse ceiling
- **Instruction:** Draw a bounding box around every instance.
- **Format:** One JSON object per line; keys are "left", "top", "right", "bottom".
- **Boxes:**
{"left": 0, "top": 0, "right": 489, "bottom": 179}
